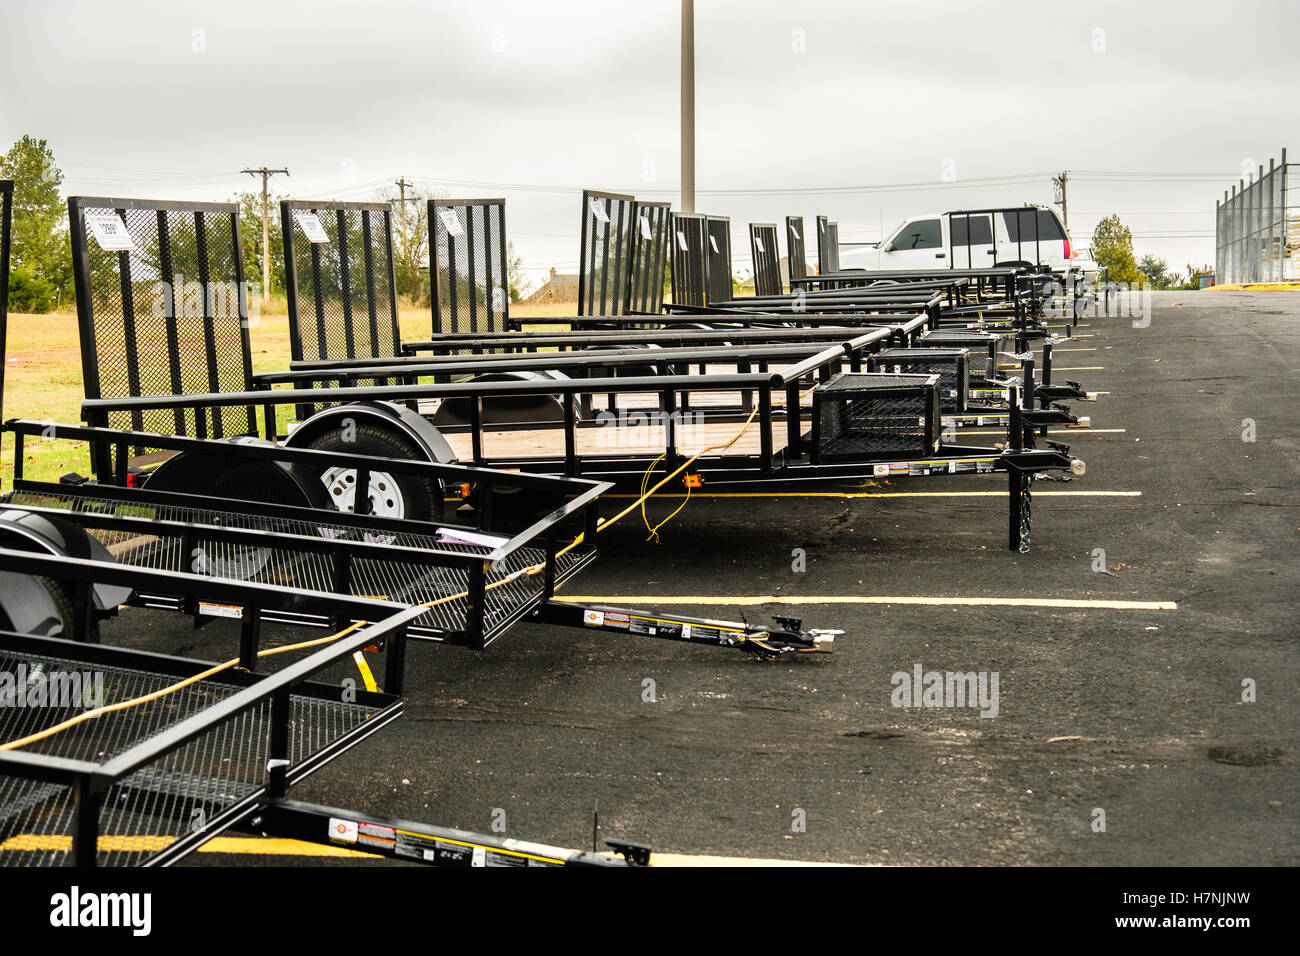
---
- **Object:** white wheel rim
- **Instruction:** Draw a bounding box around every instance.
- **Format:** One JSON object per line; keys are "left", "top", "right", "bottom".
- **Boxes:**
{"left": 320, "top": 467, "right": 406, "bottom": 519}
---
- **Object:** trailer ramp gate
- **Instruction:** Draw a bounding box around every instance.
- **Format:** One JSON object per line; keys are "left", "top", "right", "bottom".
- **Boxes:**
{"left": 578, "top": 190, "right": 636, "bottom": 317}
{"left": 670, "top": 212, "right": 709, "bottom": 308}
{"left": 431, "top": 198, "right": 509, "bottom": 335}
{"left": 750, "top": 223, "right": 782, "bottom": 297}
{"left": 786, "top": 215, "right": 807, "bottom": 284}
{"left": 705, "top": 215, "right": 732, "bottom": 306}
{"left": 282, "top": 200, "right": 402, "bottom": 363}
{"left": 68, "top": 196, "right": 257, "bottom": 475}
{"left": 627, "top": 200, "right": 671, "bottom": 314}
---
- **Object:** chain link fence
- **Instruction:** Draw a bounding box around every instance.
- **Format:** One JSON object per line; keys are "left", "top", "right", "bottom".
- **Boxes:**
{"left": 1216, "top": 149, "right": 1298, "bottom": 284}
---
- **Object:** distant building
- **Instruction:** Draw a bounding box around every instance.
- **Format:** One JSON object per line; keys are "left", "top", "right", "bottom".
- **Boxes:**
{"left": 527, "top": 266, "right": 580, "bottom": 303}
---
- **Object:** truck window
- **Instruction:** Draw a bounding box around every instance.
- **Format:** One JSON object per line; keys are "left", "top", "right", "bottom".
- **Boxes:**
{"left": 1003, "top": 210, "right": 1066, "bottom": 242}
{"left": 889, "top": 218, "right": 942, "bottom": 251}
{"left": 950, "top": 215, "right": 992, "bottom": 246}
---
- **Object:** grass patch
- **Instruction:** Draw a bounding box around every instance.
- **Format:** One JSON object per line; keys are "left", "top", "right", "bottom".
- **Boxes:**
{"left": 2, "top": 298, "right": 585, "bottom": 490}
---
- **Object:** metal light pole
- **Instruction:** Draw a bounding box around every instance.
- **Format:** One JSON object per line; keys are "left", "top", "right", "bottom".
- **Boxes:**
{"left": 681, "top": 0, "right": 695, "bottom": 213}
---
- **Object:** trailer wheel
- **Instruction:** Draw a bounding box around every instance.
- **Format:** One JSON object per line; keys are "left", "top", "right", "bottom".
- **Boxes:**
{"left": 304, "top": 423, "right": 444, "bottom": 523}
{"left": 36, "top": 576, "right": 99, "bottom": 642}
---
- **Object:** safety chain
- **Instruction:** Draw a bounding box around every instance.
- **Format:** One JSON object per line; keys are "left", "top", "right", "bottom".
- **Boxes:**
{"left": 1018, "top": 472, "right": 1033, "bottom": 553}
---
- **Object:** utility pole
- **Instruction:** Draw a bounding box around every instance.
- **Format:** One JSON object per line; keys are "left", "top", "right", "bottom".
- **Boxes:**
{"left": 681, "top": 0, "right": 695, "bottom": 213}
{"left": 394, "top": 176, "right": 416, "bottom": 265}
{"left": 1052, "top": 171, "right": 1069, "bottom": 230}
{"left": 241, "top": 166, "right": 289, "bottom": 300}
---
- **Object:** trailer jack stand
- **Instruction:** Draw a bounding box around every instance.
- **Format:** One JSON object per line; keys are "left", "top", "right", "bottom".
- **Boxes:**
{"left": 536, "top": 601, "right": 840, "bottom": 656}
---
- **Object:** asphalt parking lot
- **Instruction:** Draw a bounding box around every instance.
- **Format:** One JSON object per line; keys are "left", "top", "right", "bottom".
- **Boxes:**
{"left": 110, "top": 291, "right": 1296, "bottom": 866}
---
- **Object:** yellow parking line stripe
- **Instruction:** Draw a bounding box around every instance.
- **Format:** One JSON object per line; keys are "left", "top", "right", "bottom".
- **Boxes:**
{"left": 557, "top": 595, "right": 1178, "bottom": 611}
{"left": 600, "top": 490, "right": 1141, "bottom": 499}
{"left": 0, "top": 834, "right": 382, "bottom": 857}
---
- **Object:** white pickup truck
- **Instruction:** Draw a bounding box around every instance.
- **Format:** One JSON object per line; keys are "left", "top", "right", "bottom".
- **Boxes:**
{"left": 838, "top": 205, "right": 1077, "bottom": 274}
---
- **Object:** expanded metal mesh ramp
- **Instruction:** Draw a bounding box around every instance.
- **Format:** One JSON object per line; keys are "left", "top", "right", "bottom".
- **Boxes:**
{"left": 68, "top": 197, "right": 256, "bottom": 454}
{"left": 578, "top": 190, "right": 636, "bottom": 316}
{"left": 705, "top": 216, "right": 732, "bottom": 305}
{"left": 431, "top": 198, "right": 509, "bottom": 335}
{"left": 670, "top": 212, "right": 709, "bottom": 308}
{"left": 816, "top": 215, "right": 841, "bottom": 275}
{"left": 785, "top": 215, "right": 807, "bottom": 284}
{"left": 67, "top": 195, "right": 265, "bottom": 482}
{"left": 750, "top": 223, "right": 782, "bottom": 296}
{"left": 282, "top": 200, "right": 402, "bottom": 363}
{"left": 627, "top": 200, "right": 671, "bottom": 314}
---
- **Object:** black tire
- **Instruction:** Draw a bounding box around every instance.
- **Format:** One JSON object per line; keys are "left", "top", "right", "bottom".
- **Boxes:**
{"left": 304, "top": 423, "right": 444, "bottom": 523}
{"left": 37, "top": 576, "right": 99, "bottom": 642}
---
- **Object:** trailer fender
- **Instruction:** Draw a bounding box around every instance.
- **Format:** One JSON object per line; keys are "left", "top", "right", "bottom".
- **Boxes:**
{"left": 144, "top": 436, "right": 331, "bottom": 511}
{"left": 286, "top": 402, "right": 453, "bottom": 521}
{"left": 288, "top": 401, "right": 456, "bottom": 464}
{"left": 0, "top": 509, "right": 133, "bottom": 611}
{"left": 431, "top": 370, "right": 578, "bottom": 428}
{"left": 0, "top": 571, "right": 65, "bottom": 636}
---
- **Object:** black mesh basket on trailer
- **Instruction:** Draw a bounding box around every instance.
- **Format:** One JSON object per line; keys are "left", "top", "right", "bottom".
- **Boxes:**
{"left": 866, "top": 348, "right": 971, "bottom": 414}
{"left": 811, "top": 372, "right": 941, "bottom": 463}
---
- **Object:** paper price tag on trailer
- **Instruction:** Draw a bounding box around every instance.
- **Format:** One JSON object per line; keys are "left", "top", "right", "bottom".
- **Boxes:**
{"left": 84, "top": 210, "right": 136, "bottom": 251}
{"left": 588, "top": 197, "right": 611, "bottom": 224}
{"left": 294, "top": 211, "right": 330, "bottom": 243}
{"left": 639, "top": 215, "right": 652, "bottom": 240}
{"left": 438, "top": 207, "right": 465, "bottom": 238}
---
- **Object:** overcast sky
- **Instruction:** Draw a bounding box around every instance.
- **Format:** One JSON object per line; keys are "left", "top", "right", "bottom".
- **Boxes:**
{"left": 2, "top": 0, "right": 1296, "bottom": 287}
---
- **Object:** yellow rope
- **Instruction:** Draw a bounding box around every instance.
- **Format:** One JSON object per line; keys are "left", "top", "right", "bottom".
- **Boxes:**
{"left": 2, "top": 398, "right": 777, "bottom": 750}
{"left": 0, "top": 621, "right": 369, "bottom": 751}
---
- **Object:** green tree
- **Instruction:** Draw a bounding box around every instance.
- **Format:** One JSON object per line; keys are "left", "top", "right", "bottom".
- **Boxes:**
{"left": 1091, "top": 214, "right": 1142, "bottom": 286}
{"left": 233, "top": 190, "right": 285, "bottom": 297}
{"left": 506, "top": 240, "right": 530, "bottom": 302}
{"left": 1137, "top": 254, "right": 1180, "bottom": 290}
{"left": 0, "top": 135, "right": 72, "bottom": 312}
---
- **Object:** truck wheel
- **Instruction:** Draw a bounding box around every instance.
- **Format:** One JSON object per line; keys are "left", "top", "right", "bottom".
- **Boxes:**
{"left": 304, "top": 423, "right": 444, "bottom": 523}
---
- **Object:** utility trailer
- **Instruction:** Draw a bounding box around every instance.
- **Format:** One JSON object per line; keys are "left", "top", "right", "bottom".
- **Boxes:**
{"left": 0, "top": 552, "right": 652, "bottom": 868}
{"left": 275, "top": 189, "right": 1078, "bottom": 451}
{"left": 60, "top": 194, "right": 1084, "bottom": 552}
{"left": 9, "top": 193, "right": 837, "bottom": 656}
{"left": 274, "top": 189, "right": 1089, "bottom": 458}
